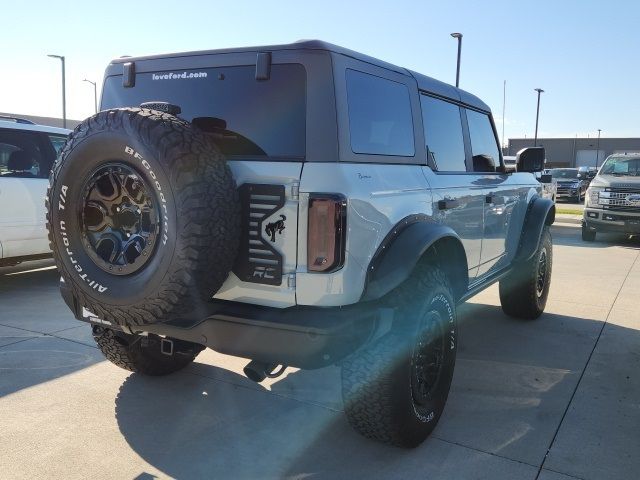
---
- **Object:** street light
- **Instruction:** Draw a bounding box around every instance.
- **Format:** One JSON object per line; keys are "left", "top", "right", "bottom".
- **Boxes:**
{"left": 450, "top": 33, "right": 462, "bottom": 88}
{"left": 502, "top": 80, "right": 506, "bottom": 149}
{"left": 83, "top": 79, "right": 98, "bottom": 114}
{"left": 47, "top": 54, "right": 66, "bottom": 128}
{"left": 533, "top": 88, "right": 544, "bottom": 146}
{"left": 595, "top": 129, "right": 602, "bottom": 168}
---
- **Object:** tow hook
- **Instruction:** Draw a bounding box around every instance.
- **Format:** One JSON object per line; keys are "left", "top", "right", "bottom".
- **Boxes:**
{"left": 160, "top": 338, "right": 174, "bottom": 356}
{"left": 243, "top": 360, "right": 287, "bottom": 383}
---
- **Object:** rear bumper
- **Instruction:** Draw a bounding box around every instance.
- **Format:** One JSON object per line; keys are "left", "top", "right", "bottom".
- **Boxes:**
{"left": 583, "top": 208, "right": 640, "bottom": 234}
{"left": 60, "top": 279, "right": 376, "bottom": 369}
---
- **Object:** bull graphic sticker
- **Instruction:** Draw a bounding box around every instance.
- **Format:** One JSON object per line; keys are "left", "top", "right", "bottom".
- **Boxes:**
{"left": 265, "top": 215, "right": 286, "bottom": 242}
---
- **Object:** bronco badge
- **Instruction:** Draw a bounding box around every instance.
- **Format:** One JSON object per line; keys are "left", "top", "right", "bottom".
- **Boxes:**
{"left": 265, "top": 215, "right": 286, "bottom": 242}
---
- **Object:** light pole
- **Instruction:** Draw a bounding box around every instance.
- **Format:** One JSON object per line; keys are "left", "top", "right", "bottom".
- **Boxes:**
{"left": 83, "top": 79, "right": 98, "bottom": 114}
{"left": 502, "top": 80, "right": 506, "bottom": 149}
{"left": 47, "top": 54, "right": 66, "bottom": 128}
{"left": 534, "top": 88, "right": 544, "bottom": 146}
{"left": 595, "top": 129, "right": 602, "bottom": 167}
{"left": 450, "top": 33, "right": 462, "bottom": 88}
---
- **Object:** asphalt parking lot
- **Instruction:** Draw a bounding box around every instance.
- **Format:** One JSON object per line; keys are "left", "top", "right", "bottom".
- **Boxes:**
{"left": 0, "top": 222, "right": 638, "bottom": 480}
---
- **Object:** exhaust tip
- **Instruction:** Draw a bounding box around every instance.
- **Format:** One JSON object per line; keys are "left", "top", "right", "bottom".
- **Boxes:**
{"left": 243, "top": 360, "right": 269, "bottom": 383}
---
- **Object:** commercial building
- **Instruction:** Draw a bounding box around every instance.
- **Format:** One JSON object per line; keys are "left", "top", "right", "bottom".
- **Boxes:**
{"left": 0, "top": 112, "right": 81, "bottom": 129}
{"left": 506, "top": 137, "right": 640, "bottom": 168}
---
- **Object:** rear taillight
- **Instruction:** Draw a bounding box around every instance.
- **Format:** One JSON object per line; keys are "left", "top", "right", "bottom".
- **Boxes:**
{"left": 307, "top": 194, "right": 347, "bottom": 272}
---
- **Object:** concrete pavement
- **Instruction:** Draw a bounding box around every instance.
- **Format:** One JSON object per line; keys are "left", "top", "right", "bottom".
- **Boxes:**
{"left": 0, "top": 225, "right": 638, "bottom": 480}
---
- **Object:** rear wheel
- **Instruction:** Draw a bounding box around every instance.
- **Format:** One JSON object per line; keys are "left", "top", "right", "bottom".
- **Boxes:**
{"left": 499, "top": 227, "right": 553, "bottom": 319}
{"left": 93, "top": 326, "right": 204, "bottom": 376}
{"left": 341, "top": 262, "right": 457, "bottom": 448}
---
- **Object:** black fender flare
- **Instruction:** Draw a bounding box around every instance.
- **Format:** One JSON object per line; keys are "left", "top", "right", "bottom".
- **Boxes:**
{"left": 514, "top": 197, "right": 555, "bottom": 263}
{"left": 361, "top": 215, "right": 468, "bottom": 302}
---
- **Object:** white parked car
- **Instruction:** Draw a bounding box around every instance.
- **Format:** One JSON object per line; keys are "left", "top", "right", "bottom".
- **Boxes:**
{"left": 0, "top": 117, "right": 70, "bottom": 266}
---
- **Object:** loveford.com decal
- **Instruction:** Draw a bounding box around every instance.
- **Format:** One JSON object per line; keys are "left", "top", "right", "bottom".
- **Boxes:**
{"left": 151, "top": 71, "right": 207, "bottom": 81}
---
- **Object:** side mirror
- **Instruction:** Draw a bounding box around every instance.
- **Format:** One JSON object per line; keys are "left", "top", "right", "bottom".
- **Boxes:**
{"left": 539, "top": 174, "right": 553, "bottom": 184}
{"left": 472, "top": 154, "right": 497, "bottom": 173}
{"left": 516, "top": 147, "right": 545, "bottom": 173}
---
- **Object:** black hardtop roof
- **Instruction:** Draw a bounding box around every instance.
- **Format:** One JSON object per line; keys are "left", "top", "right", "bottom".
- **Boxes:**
{"left": 111, "top": 40, "right": 490, "bottom": 112}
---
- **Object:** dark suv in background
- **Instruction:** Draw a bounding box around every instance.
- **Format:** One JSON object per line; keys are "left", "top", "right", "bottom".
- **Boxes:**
{"left": 551, "top": 168, "right": 589, "bottom": 202}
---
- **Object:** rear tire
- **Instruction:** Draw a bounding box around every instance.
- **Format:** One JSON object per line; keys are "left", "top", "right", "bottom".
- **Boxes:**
{"left": 341, "top": 262, "right": 457, "bottom": 448}
{"left": 93, "top": 327, "right": 204, "bottom": 376}
{"left": 499, "top": 227, "right": 552, "bottom": 319}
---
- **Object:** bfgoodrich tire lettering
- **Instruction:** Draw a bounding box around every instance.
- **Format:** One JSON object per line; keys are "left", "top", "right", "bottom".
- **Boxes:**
{"left": 341, "top": 262, "right": 457, "bottom": 448}
{"left": 46, "top": 108, "right": 240, "bottom": 327}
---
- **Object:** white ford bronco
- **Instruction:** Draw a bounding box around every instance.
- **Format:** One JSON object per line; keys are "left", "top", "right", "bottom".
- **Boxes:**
{"left": 48, "top": 40, "right": 555, "bottom": 448}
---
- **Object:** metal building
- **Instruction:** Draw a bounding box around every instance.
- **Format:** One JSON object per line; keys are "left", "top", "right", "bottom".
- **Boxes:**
{"left": 506, "top": 137, "right": 640, "bottom": 168}
{"left": 0, "top": 112, "right": 81, "bottom": 129}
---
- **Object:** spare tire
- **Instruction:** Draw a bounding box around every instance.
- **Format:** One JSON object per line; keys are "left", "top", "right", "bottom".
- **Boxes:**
{"left": 46, "top": 108, "right": 240, "bottom": 327}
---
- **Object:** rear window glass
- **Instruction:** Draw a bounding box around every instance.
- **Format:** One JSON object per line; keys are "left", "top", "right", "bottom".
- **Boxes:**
{"left": 101, "top": 64, "right": 306, "bottom": 159}
{"left": 346, "top": 69, "right": 414, "bottom": 157}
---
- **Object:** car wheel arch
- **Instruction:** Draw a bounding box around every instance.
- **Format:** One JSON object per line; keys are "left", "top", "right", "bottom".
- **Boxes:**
{"left": 360, "top": 216, "right": 468, "bottom": 303}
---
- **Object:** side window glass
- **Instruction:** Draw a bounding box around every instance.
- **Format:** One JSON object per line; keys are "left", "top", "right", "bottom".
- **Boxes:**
{"left": 346, "top": 69, "right": 415, "bottom": 157}
{"left": 48, "top": 134, "right": 68, "bottom": 156}
{"left": 420, "top": 94, "right": 466, "bottom": 171}
{"left": 466, "top": 109, "right": 501, "bottom": 172}
{"left": 0, "top": 143, "right": 20, "bottom": 175}
{"left": 0, "top": 130, "right": 48, "bottom": 179}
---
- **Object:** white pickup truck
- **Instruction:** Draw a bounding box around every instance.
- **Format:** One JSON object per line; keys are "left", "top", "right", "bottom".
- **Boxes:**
{"left": 0, "top": 117, "right": 70, "bottom": 266}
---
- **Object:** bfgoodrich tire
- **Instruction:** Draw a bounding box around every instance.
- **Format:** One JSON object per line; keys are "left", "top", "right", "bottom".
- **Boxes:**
{"left": 499, "top": 227, "right": 553, "bottom": 319}
{"left": 46, "top": 108, "right": 240, "bottom": 327}
{"left": 341, "top": 262, "right": 457, "bottom": 448}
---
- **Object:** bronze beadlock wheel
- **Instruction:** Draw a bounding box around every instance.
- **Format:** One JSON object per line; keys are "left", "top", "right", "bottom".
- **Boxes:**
{"left": 80, "top": 163, "right": 160, "bottom": 276}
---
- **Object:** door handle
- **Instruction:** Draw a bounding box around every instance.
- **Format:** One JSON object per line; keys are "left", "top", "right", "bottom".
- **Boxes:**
{"left": 438, "top": 199, "right": 460, "bottom": 210}
{"left": 486, "top": 194, "right": 505, "bottom": 205}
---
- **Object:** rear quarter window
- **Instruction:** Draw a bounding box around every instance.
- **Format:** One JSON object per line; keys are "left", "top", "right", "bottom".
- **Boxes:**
{"left": 101, "top": 64, "right": 306, "bottom": 159}
{"left": 345, "top": 69, "right": 414, "bottom": 157}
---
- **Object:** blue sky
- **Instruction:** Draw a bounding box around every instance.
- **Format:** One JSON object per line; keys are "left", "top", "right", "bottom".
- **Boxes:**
{"left": 2, "top": 0, "right": 638, "bottom": 141}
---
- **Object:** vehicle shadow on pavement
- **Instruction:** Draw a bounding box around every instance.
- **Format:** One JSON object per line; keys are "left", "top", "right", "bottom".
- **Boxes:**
{"left": 115, "top": 365, "right": 524, "bottom": 480}
{"left": 112, "top": 303, "right": 640, "bottom": 480}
